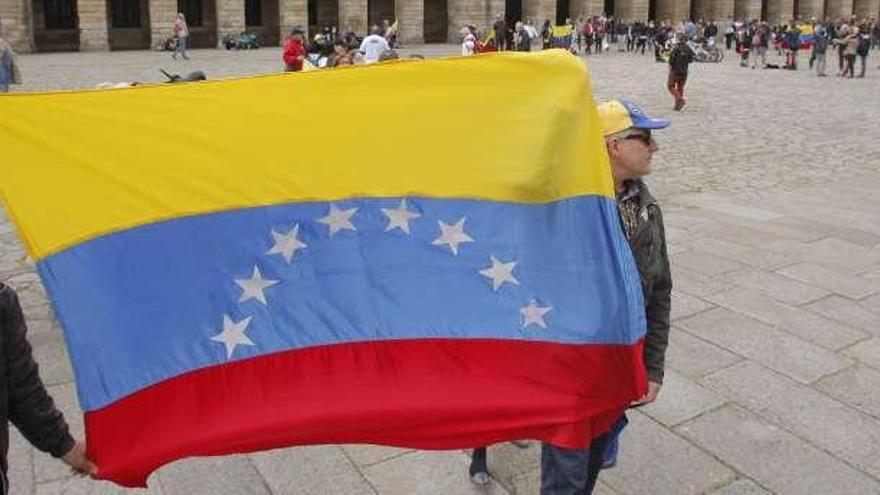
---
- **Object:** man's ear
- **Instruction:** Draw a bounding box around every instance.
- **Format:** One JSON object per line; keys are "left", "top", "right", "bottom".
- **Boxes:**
{"left": 605, "top": 139, "right": 619, "bottom": 159}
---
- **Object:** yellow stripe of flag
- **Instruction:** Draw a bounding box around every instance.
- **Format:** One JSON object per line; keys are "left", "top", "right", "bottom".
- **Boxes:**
{"left": 0, "top": 51, "right": 612, "bottom": 260}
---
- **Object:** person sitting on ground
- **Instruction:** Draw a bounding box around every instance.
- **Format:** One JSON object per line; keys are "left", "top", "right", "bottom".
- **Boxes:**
{"left": 282, "top": 28, "right": 306, "bottom": 72}
{"left": 360, "top": 25, "right": 391, "bottom": 64}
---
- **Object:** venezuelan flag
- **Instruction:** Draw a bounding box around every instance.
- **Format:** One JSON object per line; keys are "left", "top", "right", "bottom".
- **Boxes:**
{"left": 0, "top": 51, "right": 646, "bottom": 487}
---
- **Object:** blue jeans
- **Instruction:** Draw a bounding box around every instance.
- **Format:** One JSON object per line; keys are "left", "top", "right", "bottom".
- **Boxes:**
{"left": 173, "top": 36, "right": 188, "bottom": 58}
{"left": 540, "top": 414, "right": 628, "bottom": 495}
{"left": 602, "top": 414, "right": 629, "bottom": 464}
{"left": 540, "top": 431, "right": 611, "bottom": 494}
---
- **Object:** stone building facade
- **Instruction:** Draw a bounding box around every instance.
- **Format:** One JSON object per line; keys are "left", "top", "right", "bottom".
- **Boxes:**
{"left": 1, "top": 0, "right": 877, "bottom": 52}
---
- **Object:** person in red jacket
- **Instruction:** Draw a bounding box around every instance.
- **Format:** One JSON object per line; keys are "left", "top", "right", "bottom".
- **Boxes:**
{"left": 283, "top": 28, "right": 306, "bottom": 72}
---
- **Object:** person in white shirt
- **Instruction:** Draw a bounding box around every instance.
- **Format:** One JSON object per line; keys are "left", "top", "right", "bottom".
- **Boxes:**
{"left": 461, "top": 26, "right": 477, "bottom": 55}
{"left": 360, "top": 25, "right": 391, "bottom": 63}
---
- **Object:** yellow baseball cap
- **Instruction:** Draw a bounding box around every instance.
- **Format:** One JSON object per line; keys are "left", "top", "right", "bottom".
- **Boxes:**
{"left": 596, "top": 99, "right": 670, "bottom": 137}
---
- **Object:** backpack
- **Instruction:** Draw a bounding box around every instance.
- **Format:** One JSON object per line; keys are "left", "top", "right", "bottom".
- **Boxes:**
{"left": 669, "top": 46, "right": 691, "bottom": 73}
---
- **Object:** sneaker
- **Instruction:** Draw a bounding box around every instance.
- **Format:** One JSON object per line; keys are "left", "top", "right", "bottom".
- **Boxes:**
{"left": 471, "top": 471, "right": 490, "bottom": 485}
{"left": 601, "top": 457, "right": 617, "bottom": 469}
{"left": 469, "top": 448, "right": 489, "bottom": 485}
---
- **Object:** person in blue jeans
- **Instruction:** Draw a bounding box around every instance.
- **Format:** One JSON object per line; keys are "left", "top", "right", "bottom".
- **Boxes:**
{"left": 541, "top": 99, "right": 672, "bottom": 494}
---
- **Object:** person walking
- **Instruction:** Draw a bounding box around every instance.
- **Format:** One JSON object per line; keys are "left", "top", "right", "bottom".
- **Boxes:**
{"left": 541, "top": 99, "right": 672, "bottom": 495}
{"left": 813, "top": 25, "right": 829, "bottom": 76}
{"left": 667, "top": 33, "right": 694, "bottom": 111}
{"left": 0, "top": 36, "right": 22, "bottom": 93}
{"left": 784, "top": 21, "right": 801, "bottom": 69}
{"left": 172, "top": 13, "right": 189, "bottom": 60}
{"left": 856, "top": 30, "right": 870, "bottom": 77}
{"left": 841, "top": 26, "right": 859, "bottom": 78}
{"left": 751, "top": 23, "right": 768, "bottom": 68}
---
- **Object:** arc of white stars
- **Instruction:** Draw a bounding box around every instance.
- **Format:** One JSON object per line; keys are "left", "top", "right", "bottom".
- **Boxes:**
{"left": 318, "top": 204, "right": 358, "bottom": 237}
{"left": 210, "top": 314, "right": 254, "bottom": 360}
{"left": 381, "top": 199, "right": 422, "bottom": 235}
{"left": 520, "top": 299, "right": 552, "bottom": 329}
{"left": 235, "top": 265, "right": 279, "bottom": 305}
{"left": 479, "top": 255, "right": 520, "bottom": 291}
{"left": 432, "top": 217, "right": 474, "bottom": 256}
{"left": 266, "top": 224, "right": 307, "bottom": 264}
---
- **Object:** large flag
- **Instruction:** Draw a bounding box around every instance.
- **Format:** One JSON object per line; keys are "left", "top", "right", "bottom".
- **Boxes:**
{"left": 0, "top": 51, "right": 647, "bottom": 487}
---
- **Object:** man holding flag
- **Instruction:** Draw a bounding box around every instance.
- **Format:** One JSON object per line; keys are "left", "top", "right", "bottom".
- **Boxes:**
{"left": 541, "top": 99, "right": 672, "bottom": 494}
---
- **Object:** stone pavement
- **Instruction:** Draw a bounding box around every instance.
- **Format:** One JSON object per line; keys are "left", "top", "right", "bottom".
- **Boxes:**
{"left": 3, "top": 45, "right": 880, "bottom": 494}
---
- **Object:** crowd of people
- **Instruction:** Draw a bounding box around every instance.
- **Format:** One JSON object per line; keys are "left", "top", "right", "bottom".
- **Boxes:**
{"left": 729, "top": 18, "right": 877, "bottom": 77}
{"left": 282, "top": 20, "right": 402, "bottom": 71}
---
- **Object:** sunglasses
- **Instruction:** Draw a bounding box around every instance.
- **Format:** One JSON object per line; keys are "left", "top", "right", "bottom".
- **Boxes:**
{"left": 621, "top": 130, "right": 653, "bottom": 146}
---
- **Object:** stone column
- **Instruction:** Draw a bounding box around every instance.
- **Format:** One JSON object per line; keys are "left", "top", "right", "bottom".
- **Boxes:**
{"left": 797, "top": 0, "right": 823, "bottom": 19}
{"left": 279, "top": 0, "right": 306, "bottom": 42}
{"left": 447, "top": 0, "right": 488, "bottom": 40}
{"left": 852, "top": 0, "right": 878, "bottom": 18}
{"left": 733, "top": 0, "right": 760, "bottom": 19}
{"left": 523, "top": 0, "right": 555, "bottom": 25}
{"left": 616, "top": 0, "right": 650, "bottom": 20}
{"left": 711, "top": 0, "right": 733, "bottom": 20}
{"left": 654, "top": 0, "right": 690, "bottom": 22}
{"left": 824, "top": 0, "right": 853, "bottom": 19}
{"left": 339, "top": 0, "right": 367, "bottom": 33}
{"left": 765, "top": 0, "right": 793, "bottom": 23}
{"left": 217, "top": 0, "right": 245, "bottom": 40}
{"left": 690, "top": 0, "right": 711, "bottom": 20}
{"left": 396, "top": 0, "right": 424, "bottom": 44}
{"left": 572, "top": 0, "right": 604, "bottom": 17}
{"left": 149, "top": 0, "right": 177, "bottom": 48}
{"left": 0, "top": 0, "right": 33, "bottom": 51}
{"left": 78, "top": 0, "right": 110, "bottom": 49}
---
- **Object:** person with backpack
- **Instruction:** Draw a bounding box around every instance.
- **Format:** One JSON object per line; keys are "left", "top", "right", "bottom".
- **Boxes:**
{"left": 667, "top": 33, "right": 695, "bottom": 111}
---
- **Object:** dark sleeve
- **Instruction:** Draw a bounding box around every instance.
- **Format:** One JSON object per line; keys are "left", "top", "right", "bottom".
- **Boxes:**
{"left": 1, "top": 287, "right": 75, "bottom": 458}
{"left": 642, "top": 210, "right": 672, "bottom": 384}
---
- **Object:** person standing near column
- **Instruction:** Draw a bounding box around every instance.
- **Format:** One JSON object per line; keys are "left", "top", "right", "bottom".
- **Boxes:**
{"left": 0, "top": 36, "right": 22, "bottom": 93}
{"left": 172, "top": 13, "right": 190, "bottom": 60}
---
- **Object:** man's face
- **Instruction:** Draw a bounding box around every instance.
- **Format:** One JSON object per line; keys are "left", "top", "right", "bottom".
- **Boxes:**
{"left": 606, "top": 128, "right": 659, "bottom": 182}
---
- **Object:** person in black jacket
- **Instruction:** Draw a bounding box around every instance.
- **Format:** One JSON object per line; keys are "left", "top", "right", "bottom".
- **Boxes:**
{"left": 0, "top": 283, "right": 96, "bottom": 493}
{"left": 540, "top": 99, "right": 672, "bottom": 495}
{"left": 667, "top": 34, "right": 695, "bottom": 110}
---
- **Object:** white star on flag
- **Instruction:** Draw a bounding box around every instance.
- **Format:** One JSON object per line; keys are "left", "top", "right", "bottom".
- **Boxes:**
{"left": 432, "top": 217, "right": 474, "bottom": 255}
{"left": 520, "top": 300, "right": 552, "bottom": 329}
{"left": 318, "top": 204, "right": 358, "bottom": 237}
{"left": 266, "top": 224, "right": 307, "bottom": 264}
{"left": 479, "top": 255, "right": 520, "bottom": 291}
{"left": 235, "top": 265, "right": 279, "bottom": 305}
{"left": 381, "top": 199, "right": 422, "bottom": 234}
{"left": 210, "top": 314, "right": 254, "bottom": 359}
